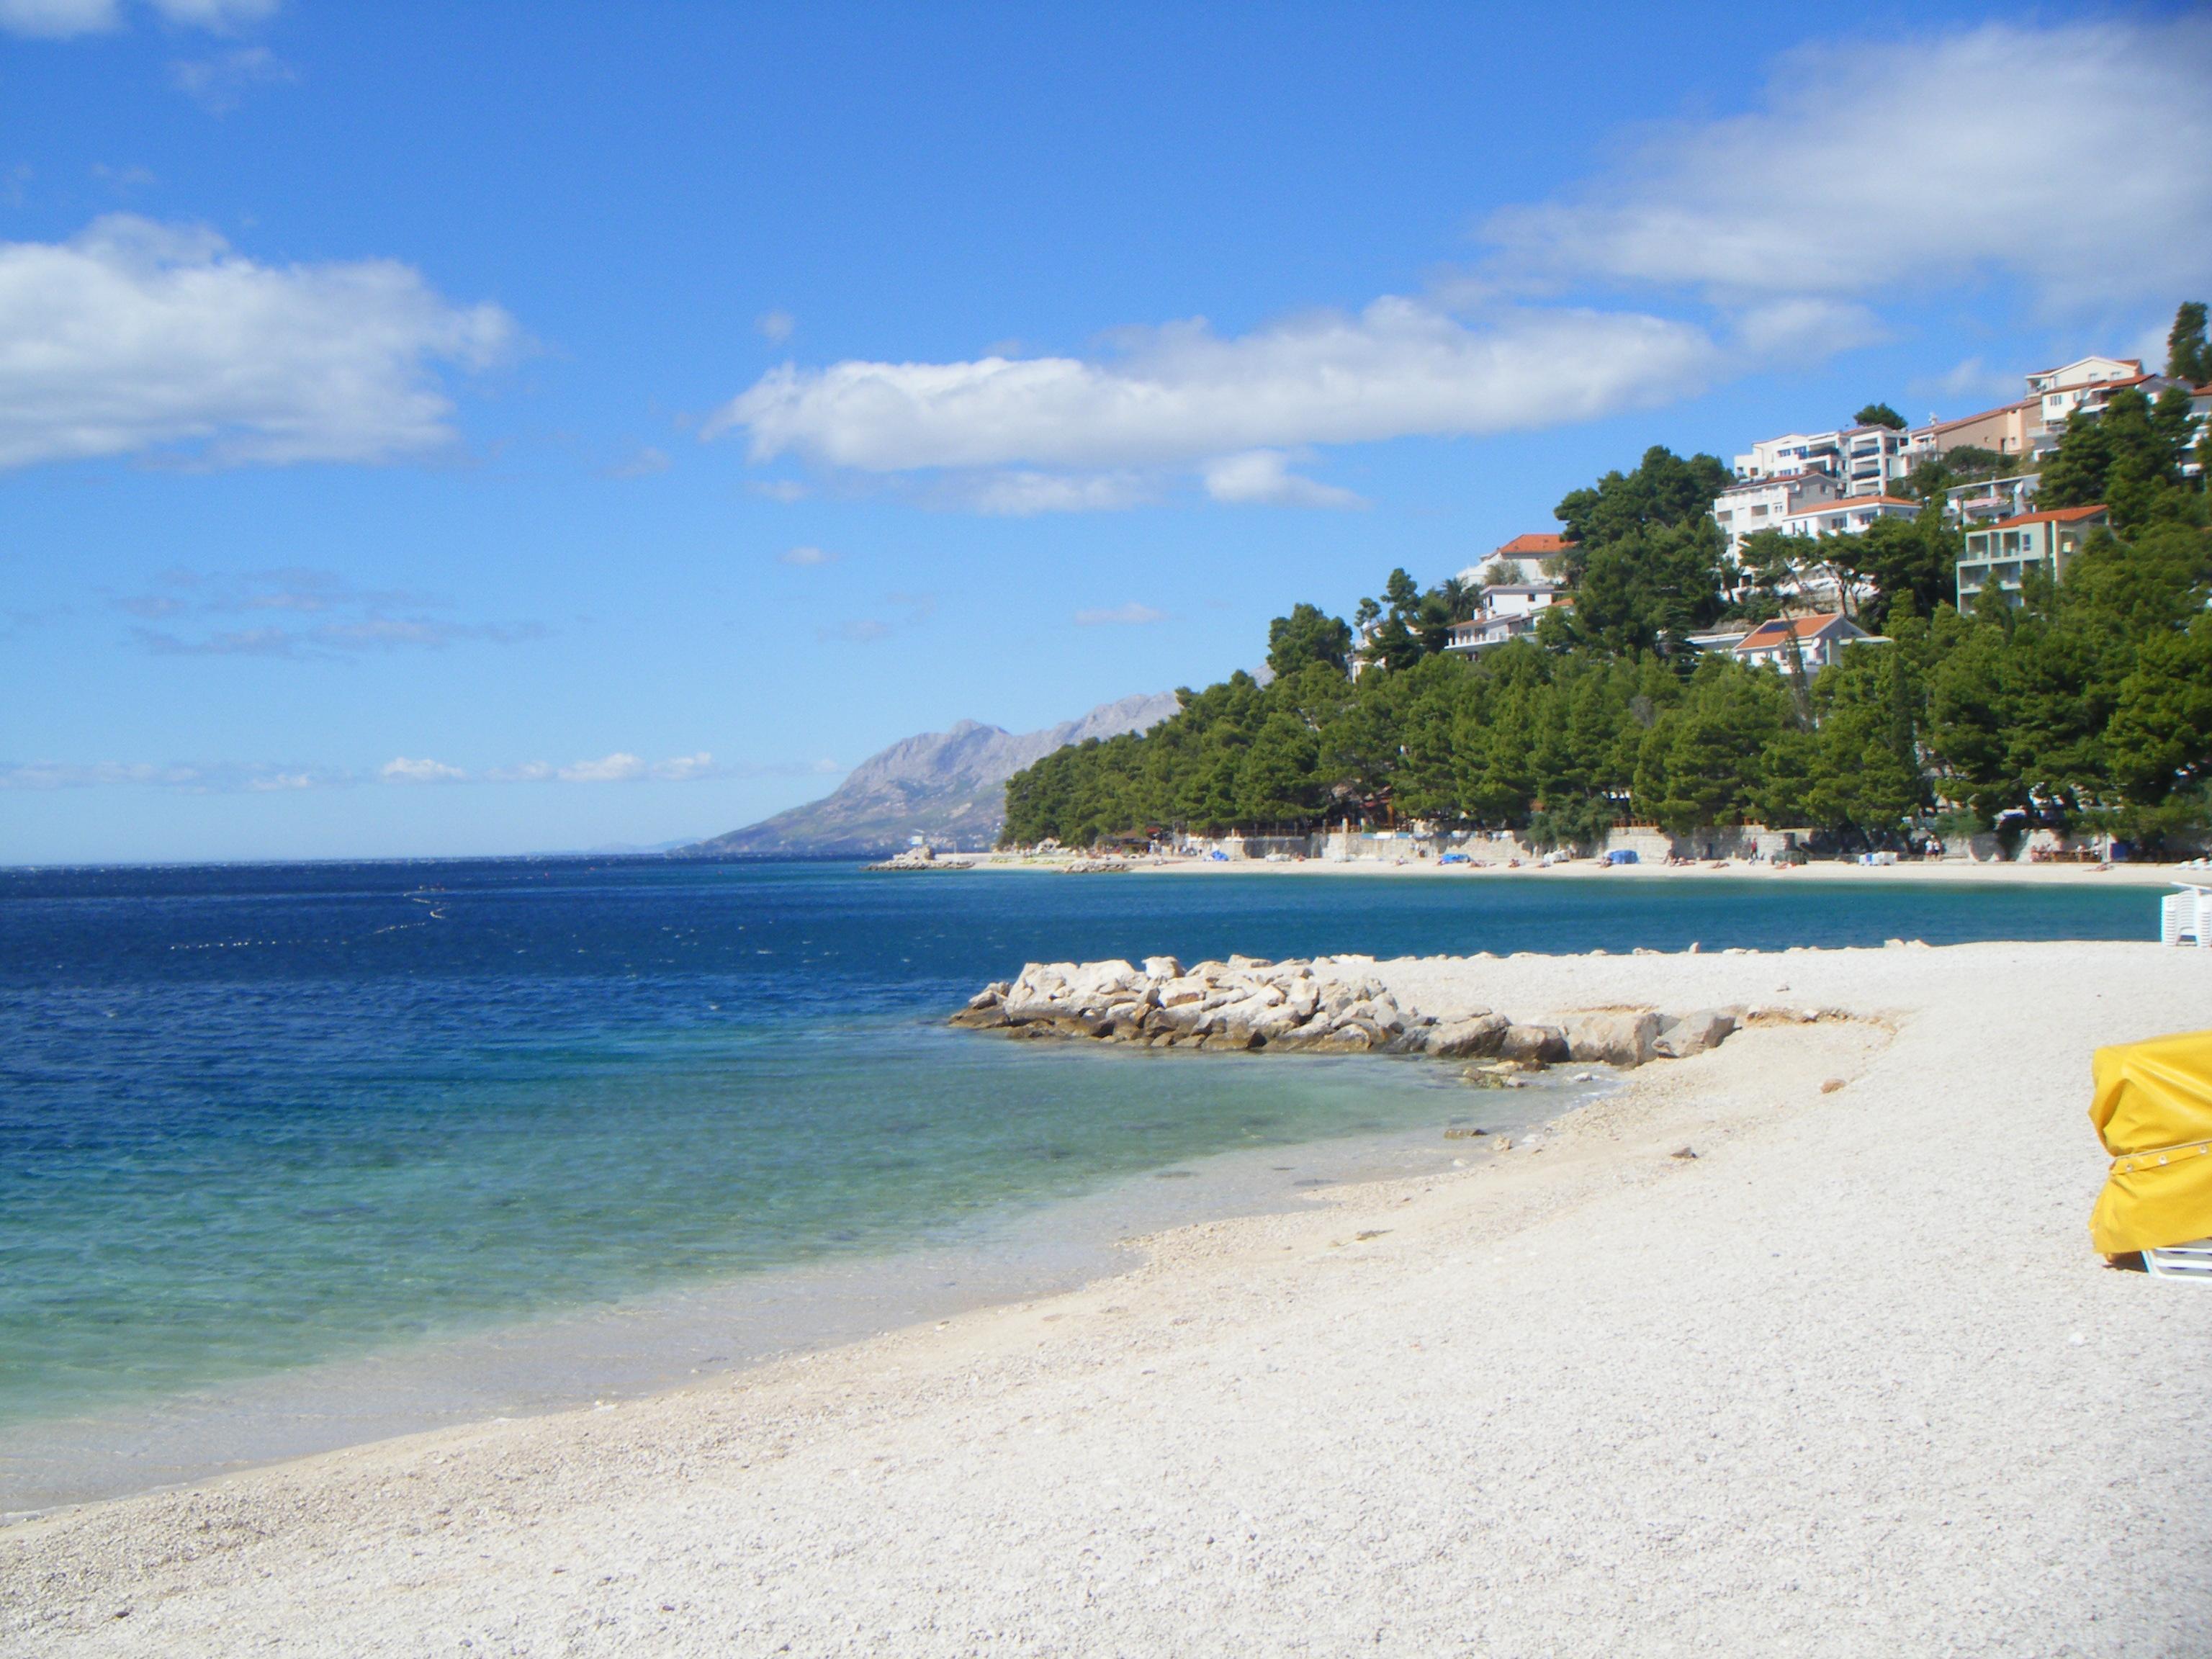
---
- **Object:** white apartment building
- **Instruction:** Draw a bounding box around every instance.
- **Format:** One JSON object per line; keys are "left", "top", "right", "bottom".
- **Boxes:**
{"left": 1732, "top": 423, "right": 1912, "bottom": 496}
{"left": 1710, "top": 472, "right": 1844, "bottom": 554}
{"left": 1781, "top": 495, "right": 1920, "bottom": 539}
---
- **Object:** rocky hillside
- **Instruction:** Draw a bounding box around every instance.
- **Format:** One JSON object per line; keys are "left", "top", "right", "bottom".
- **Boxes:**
{"left": 676, "top": 691, "right": 1179, "bottom": 859}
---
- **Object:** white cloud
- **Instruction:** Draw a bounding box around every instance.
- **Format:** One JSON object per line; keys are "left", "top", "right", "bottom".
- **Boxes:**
{"left": 381, "top": 756, "right": 465, "bottom": 784}
{"left": 603, "top": 445, "right": 670, "bottom": 479}
{"left": 148, "top": 0, "right": 278, "bottom": 28}
{"left": 558, "top": 752, "right": 647, "bottom": 783}
{"left": 169, "top": 45, "right": 292, "bottom": 112}
{"left": 0, "top": 758, "right": 343, "bottom": 791}
{"left": 711, "top": 300, "right": 1715, "bottom": 475}
{"left": 7, "top": 749, "right": 772, "bottom": 791}
{"left": 1073, "top": 603, "right": 1166, "bottom": 626}
{"left": 959, "top": 470, "right": 1154, "bottom": 516}
{"left": 0, "top": 0, "right": 275, "bottom": 37}
{"left": 1200, "top": 449, "right": 1362, "bottom": 508}
{"left": 0, "top": 0, "right": 120, "bottom": 35}
{"left": 114, "top": 566, "right": 544, "bottom": 657}
{"left": 757, "top": 309, "right": 795, "bottom": 343}
{"left": 649, "top": 752, "right": 716, "bottom": 781}
{"left": 1480, "top": 19, "right": 2212, "bottom": 312}
{"left": 0, "top": 216, "right": 516, "bottom": 469}
{"left": 778, "top": 544, "right": 837, "bottom": 565}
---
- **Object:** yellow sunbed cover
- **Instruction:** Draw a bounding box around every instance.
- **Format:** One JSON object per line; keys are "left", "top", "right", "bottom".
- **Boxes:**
{"left": 2090, "top": 1028, "right": 2212, "bottom": 1254}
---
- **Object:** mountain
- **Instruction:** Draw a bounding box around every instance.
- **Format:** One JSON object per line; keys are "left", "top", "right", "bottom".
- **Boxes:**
{"left": 675, "top": 691, "right": 1181, "bottom": 859}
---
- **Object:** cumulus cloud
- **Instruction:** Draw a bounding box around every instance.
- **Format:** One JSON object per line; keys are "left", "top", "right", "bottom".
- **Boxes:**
{"left": 1200, "top": 449, "right": 1362, "bottom": 508}
{"left": 711, "top": 301, "right": 1714, "bottom": 475}
{"left": 698, "top": 17, "right": 2211, "bottom": 515}
{"left": 0, "top": 216, "right": 516, "bottom": 469}
{"left": 381, "top": 756, "right": 465, "bottom": 783}
{"left": 1, "top": 0, "right": 276, "bottom": 38}
{"left": 1480, "top": 18, "right": 2212, "bottom": 312}
{"left": 1073, "top": 603, "right": 1166, "bottom": 626}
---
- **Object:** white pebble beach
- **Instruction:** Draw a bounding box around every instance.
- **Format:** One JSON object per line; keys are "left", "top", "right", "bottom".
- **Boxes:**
{"left": 6, "top": 939, "right": 2210, "bottom": 1655}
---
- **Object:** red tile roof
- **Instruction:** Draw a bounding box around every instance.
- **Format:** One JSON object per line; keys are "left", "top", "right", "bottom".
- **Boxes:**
{"left": 1980, "top": 505, "right": 2109, "bottom": 531}
{"left": 1737, "top": 613, "right": 1861, "bottom": 647}
{"left": 1496, "top": 533, "right": 1571, "bottom": 554}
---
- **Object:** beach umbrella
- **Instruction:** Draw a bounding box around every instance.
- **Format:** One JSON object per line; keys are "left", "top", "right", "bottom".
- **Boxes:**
{"left": 2088, "top": 1029, "right": 2212, "bottom": 1256}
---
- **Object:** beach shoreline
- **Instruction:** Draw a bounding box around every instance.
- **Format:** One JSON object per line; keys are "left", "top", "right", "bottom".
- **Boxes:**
{"left": 7, "top": 940, "right": 2210, "bottom": 1655}
{"left": 960, "top": 848, "right": 2204, "bottom": 886}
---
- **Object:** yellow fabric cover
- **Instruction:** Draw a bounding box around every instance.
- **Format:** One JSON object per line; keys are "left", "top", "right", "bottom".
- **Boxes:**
{"left": 2089, "top": 1029, "right": 2212, "bottom": 1254}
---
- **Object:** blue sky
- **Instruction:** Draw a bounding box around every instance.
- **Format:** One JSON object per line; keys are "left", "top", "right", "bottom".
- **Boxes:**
{"left": 3, "top": 1, "right": 2207, "bottom": 863}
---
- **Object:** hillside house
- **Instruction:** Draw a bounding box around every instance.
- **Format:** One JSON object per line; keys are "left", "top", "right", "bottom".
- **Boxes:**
{"left": 1733, "top": 613, "right": 1884, "bottom": 673}
{"left": 1954, "top": 505, "right": 2111, "bottom": 608}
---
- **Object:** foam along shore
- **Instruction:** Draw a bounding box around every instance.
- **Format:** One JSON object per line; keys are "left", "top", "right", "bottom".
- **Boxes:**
{"left": 6, "top": 941, "right": 2211, "bottom": 1655}
{"left": 952, "top": 953, "right": 1751, "bottom": 1066}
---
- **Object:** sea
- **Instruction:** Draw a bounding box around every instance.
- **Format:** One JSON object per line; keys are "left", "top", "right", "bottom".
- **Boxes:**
{"left": 0, "top": 858, "right": 2152, "bottom": 1512}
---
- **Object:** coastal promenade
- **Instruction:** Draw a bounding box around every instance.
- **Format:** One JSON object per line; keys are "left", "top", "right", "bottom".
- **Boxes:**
{"left": 6, "top": 941, "right": 2210, "bottom": 1655}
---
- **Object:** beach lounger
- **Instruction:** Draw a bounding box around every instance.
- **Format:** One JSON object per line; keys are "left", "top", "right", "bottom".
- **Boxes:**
{"left": 2144, "top": 1238, "right": 2212, "bottom": 1282}
{"left": 2161, "top": 885, "right": 2211, "bottom": 948}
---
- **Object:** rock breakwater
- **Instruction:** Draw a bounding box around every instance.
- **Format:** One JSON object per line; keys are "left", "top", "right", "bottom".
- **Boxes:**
{"left": 950, "top": 956, "right": 1748, "bottom": 1068}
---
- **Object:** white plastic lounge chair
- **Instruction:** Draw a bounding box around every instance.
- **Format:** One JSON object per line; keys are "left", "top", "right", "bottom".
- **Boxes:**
{"left": 2144, "top": 1237, "right": 2212, "bottom": 1282}
{"left": 2162, "top": 884, "right": 2212, "bottom": 948}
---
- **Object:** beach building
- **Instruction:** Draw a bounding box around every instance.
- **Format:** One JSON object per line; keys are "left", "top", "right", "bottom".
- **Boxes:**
{"left": 1954, "top": 504, "right": 2111, "bottom": 608}
{"left": 1732, "top": 612, "right": 1884, "bottom": 673}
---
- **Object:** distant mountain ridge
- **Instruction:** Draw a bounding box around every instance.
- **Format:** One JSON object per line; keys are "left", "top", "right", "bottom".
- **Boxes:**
{"left": 675, "top": 691, "right": 1181, "bottom": 859}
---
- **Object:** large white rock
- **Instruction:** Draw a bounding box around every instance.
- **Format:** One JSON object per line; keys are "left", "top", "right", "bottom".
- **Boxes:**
{"left": 1562, "top": 1010, "right": 1662, "bottom": 1067}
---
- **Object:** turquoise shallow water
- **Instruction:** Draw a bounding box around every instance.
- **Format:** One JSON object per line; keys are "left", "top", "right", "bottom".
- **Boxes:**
{"left": 0, "top": 858, "right": 2153, "bottom": 1503}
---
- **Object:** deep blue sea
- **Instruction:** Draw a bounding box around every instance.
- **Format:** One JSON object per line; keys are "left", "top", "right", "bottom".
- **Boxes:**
{"left": 0, "top": 858, "right": 2152, "bottom": 1507}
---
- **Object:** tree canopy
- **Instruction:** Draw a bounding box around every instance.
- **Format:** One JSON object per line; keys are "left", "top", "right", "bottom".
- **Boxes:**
{"left": 1855, "top": 402, "right": 1907, "bottom": 431}
{"left": 1003, "top": 431, "right": 2212, "bottom": 856}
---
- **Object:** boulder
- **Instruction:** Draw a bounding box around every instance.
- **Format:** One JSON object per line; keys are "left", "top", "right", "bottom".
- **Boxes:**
{"left": 1141, "top": 955, "right": 1185, "bottom": 980}
{"left": 1561, "top": 1010, "right": 1662, "bottom": 1067}
{"left": 1498, "top": 1023, "right": 1569, "bottom": 1066}
{"left": 1653, "top": 1007, "right": 1740, "bottom": 1059}
{"left": 1424, "top": 1013, "right": 1510, "bottom": 1059}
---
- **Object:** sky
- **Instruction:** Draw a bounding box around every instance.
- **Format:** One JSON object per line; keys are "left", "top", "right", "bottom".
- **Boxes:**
{"left": 2, "top": 0, "right": 2208, "bottom": 864}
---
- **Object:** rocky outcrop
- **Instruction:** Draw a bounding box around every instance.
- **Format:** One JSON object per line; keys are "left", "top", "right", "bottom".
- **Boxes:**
{"left": 1654, "top": 1007, "right": 1742, "bottom": 1058}
{"left": 1561, "top": 1010, "right": 1663, "bottom": 1067}
{"left": 951, "top": 958, "right": 1741, "bottom": 1072}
